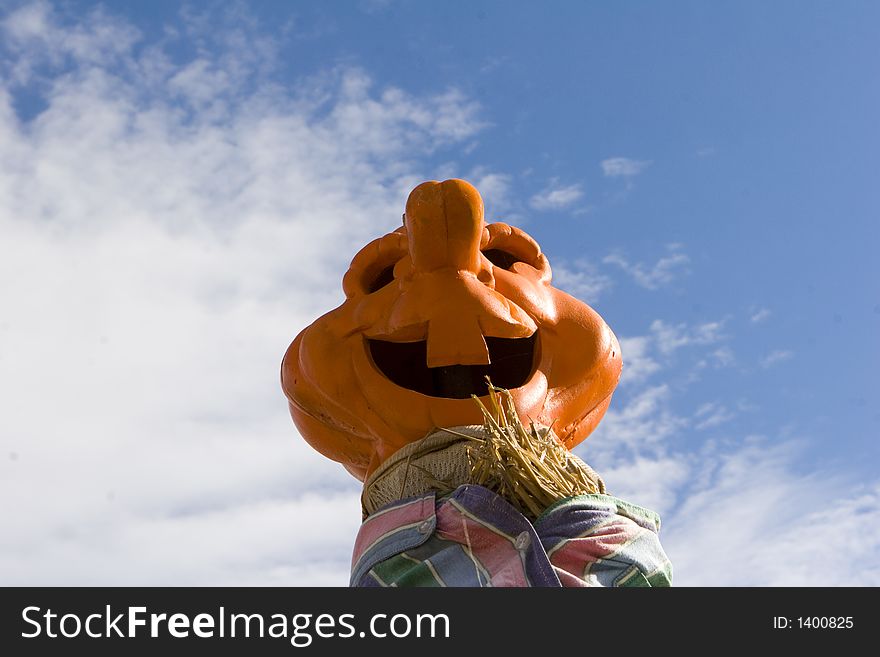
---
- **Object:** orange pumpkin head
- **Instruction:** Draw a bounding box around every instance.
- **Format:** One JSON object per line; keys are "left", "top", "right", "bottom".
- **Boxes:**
{"left": 281, "top": 179, "right": 622, "bottom": 481}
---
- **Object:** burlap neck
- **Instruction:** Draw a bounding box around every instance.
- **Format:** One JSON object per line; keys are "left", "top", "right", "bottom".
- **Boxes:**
{"left": 360, "top": 426, "right": 481, "bottom": 519}
{"left": 360, "top": 425, "right": 605, "bottom": 519}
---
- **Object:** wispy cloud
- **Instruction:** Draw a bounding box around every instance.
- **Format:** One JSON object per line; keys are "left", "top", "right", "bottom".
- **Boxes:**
{"left": 596, "top": 455, "right": 691, "bottom": 517}
{"left": 709, "top": 346, "right": 735, "bottom": 368}
{"left": 750, "top": 307, "right": 771, "bottom": 324}
{"left": 479, "top": 55, "right": 508, "bottom": 74}
{"left": 617, "top": 336, "right": 661, "bottom": 386}
{"left": 601, "top": 157, "right": 651, "bottom": 178}
{"left": 589, "top": 384, "right": 687, "bottom": 457}
{"left": 586, "top": 381, "right": 691, "bottom": 515}
{"left": 550, "top": 259, "right": 612, "bottom": 303}
{"left": 693, "top": 402, "right": 735, "bottom": 430}
{"left": 529, "top": 181, "right": 584, "bottom": 211}
{"left": 467, "top": 167, "right": 512, "bottom": 220}
{"left": 693, "top": 346, "right": 736, "bottom": 375}
{"left": 760, "top": 349, "right": 794, "bottom": 368}
{"left": 666, "top": 445, "right": 880, "bottom": 586}
{"left": 614, "top": 318, "right": 728, "bottom": 388}
{"left": 0, "top": 2, "right": 486, "bottom": 585}
{"left": 650, "top": 319, "right": 726, "bottom": 355}
{"left": 584, "top": 319, "right": 880, "bottom": 586}
{"left": 603, "top": 244, "right": 690, "bottom": 289}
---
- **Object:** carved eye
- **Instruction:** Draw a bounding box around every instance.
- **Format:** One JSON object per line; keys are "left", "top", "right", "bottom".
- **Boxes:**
{"left": 482, "top": 249, "right": 522, "bottom": 271}
{"left": 367, "top": 263, "right": 396, "bottom": 293}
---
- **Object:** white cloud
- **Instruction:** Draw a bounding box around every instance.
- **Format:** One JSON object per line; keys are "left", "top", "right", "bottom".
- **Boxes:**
{"left": 693, "top": 402, "right": 735, "bottom": 430}
{"left": 550, "top": 259, "right": 612, "bottom": 303}
{"left": 597, "top": 456, "right": 691, "bottom": 518}
{"left": 479, "top": 55, "right": 508, "bottom": 75}
{"left": 580, "top": 311, "right": 879, "bottom": 588}
{"left": 5, "top": 490, "right": 363, "bottom": 585}
{"left": 0, "top": 2, "right": 485, "bottom": 585}
{"left": 694, "top": 346, "right": 736, "bottom": 372}
{"left": 582, "top": 318, "right": 880, "bottom": 587}
{"left": 529, "top": 181, "right": 584, "bottom": 211}
{"left": 617, "top": 336, "right": 661, "bottom": 386}
{"left": 612, "top": 318, "right": 729, "bottom": 391}
{"left": 467, "top": 166, "right": 512, "bottom": 220}
{"left": 600, "top": 157, "right": 651, "bottom": 178}
{"left": 650, "top": 319, "right": 725, "bottom": 355}
{"left": 761, "top": 349, "right": 794, "bottom": 368}
{"left": 750, "top": 307, "right": 771, "bottom": 324}
{"left": 588, "top": 380, "right": 880, "bottom": 587}
{"left": 665, "top": 442, "right": 880, "bottom": 586}
{"left": 588, "top": 384, "right": 688, "bottom": 456}
{"left": 710, "top": 346, "right": 735, "bottom": 367}
{"left": 603, "top": 244, "right": 690, "bottom": 289}
{"left": 596, "top": 428, "right": 880, "bottom": 586}
{"left": 1, "top": 1, "right": 140, "bottom": 83}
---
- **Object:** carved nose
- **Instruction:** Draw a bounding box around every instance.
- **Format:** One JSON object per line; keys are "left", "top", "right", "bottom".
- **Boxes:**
{"left": 399, "top": 179, "right": 536, "bottom": 368}
{"left": 404, "top": 179, "right": 484, "bottom": 274}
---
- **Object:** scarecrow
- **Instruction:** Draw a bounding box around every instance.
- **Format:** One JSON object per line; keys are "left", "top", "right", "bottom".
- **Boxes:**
{"left": 281, "top": 179, "right": 672, "bottom": 587}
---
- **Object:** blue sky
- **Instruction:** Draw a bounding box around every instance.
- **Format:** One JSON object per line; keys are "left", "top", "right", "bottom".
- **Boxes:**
{"left": 0, "top": 1, "right": 877, "bottom": 585}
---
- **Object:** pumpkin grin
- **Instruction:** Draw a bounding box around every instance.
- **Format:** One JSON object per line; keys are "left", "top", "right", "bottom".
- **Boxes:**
{"left": 282, "top": 178, "right": 622, "bottom": 480}
{"left": 367, "top": 332, "right": 538, "bottom": 399}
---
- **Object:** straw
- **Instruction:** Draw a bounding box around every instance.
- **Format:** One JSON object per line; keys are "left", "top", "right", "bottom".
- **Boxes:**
{"left": 466, "top": 379, "right": 604, "bottom": 520}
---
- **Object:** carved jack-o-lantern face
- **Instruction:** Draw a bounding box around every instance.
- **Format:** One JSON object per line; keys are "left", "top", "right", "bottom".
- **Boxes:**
{"left": 281, "top": 179, "right": 622, "bottom": 481}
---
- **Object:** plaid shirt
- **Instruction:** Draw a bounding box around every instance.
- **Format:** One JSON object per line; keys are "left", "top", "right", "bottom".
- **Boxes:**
{"left": 351, "top": 484, "right": 672, "bottom": 587}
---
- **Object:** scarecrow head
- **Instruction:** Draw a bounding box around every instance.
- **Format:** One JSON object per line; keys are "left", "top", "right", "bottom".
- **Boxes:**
{"left": 281, "top": 179, "right": 622, "bottom": 480}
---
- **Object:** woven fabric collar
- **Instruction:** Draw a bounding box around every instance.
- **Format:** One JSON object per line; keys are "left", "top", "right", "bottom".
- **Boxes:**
{"left": 360, "top": 425, "right": 482, "bottom": 519}
{"left": 360, "top": 425, "right": 605, "bottom": 519}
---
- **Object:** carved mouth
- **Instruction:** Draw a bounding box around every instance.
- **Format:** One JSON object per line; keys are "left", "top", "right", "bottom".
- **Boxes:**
{"left": 367, "top": 333, "right": 538, "bottom": 399}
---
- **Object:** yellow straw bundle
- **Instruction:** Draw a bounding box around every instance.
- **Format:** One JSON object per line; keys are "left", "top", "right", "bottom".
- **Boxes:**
{"left": 462, "top": 382, "right": 605, "bottom": 519}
